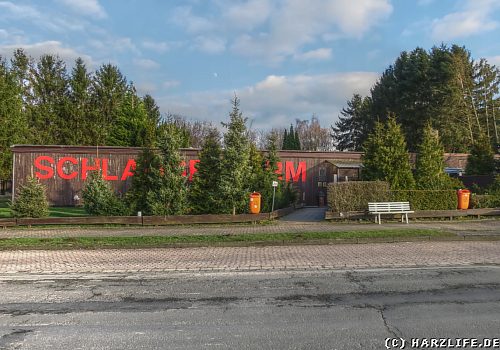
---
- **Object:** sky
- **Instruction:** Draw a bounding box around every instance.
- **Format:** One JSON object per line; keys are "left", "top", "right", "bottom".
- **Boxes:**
{"left": 1, "top": 0, "right": 500, "bottom": 131}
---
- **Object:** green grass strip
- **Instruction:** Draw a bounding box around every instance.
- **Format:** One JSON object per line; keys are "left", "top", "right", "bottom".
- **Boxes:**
{"left": 0, "top": 229, "right": 455, "bottom": 250}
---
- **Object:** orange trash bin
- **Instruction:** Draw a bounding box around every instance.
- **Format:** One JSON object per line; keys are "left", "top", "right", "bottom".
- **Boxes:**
{"left": 457, "top": 189, "right": 471, "bottom": 210}
{"left": 250, "top": 192, "right": 261, "bottom": 214}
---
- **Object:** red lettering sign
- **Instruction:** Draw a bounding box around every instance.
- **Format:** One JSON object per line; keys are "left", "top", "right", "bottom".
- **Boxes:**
{"left": 120, "top": 159, "right": 136, "bottom": 181}
{"left": 102, "top": 158, "right": 118, "bottom": 181}
{"left": 57, "top": 157, "right": 78, "bottom": 180}
{"left": 81, "top": 158, "right": 100, "bottom": 180}
{"left": 285, "top": 161, "right": 306, "bottom": 182}
{"left": 35, "top": 156, "right": 55, "bottom": 179}
{"left": 33, "top": 156, "right": 307, "bottom": 183}
{"left": 189, "top": 159, "right": 200, "bottom": 181}
{"left": 276, "top": 162, "right": 283, "bottom": 180}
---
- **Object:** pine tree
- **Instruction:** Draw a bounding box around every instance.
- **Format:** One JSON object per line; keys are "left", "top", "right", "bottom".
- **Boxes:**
{"left": 219, "top": 96, "right": 250, "bottom": 214}
{"left": 91, "top": 63, "right": 128, "bottom": 145}
{"left": 282, "top": 128, "right": 289, "bottom": 149}
{"left": 29, "top": 54, "right": 71, "bottom": 145}
{"left": 361, "top": 117, "right": 415, "bottom": 190}
{"left": 147, "top": 127, "right": 188, "bottom": 215}
{"left": 331, "top": 94, "right": 372, "bottom": 151}
{"left": 68, "top": 57, "right": 93, "bottom": 145}
{"left": 188, "top": 128, "right": 223, "bottom": 214}
{"left": 288, "top": 124, "right": 295, "bottom": 149}
{"left": 10, "top": 177, "right": 49, "bottom": 218}
{"left": 0, "top": 57, "right": 27, "bottom": 185}
{"left": 82, "top": 172, "right": 128, "bottom": 216}
{"left": 294, "top": 128, "right": 301, "bottom": 150}
{"left": 415, "top": 123, "right": 451, "bottom": 189}
{"left": 361, "top": 121, "right": 386, "bottom": 181}
{"left": 126, "top": 146, "right": 163, "bottom": 215}
{"left": 466, "top": 133, "right": 496, "bottom": 175}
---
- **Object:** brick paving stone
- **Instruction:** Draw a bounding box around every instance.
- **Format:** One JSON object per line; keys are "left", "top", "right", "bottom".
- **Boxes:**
{"left": 0, "top": 219, "right": 499, "bottom": 239}
{"left": 0, "top": 241, "right": 498, "bottom": 275}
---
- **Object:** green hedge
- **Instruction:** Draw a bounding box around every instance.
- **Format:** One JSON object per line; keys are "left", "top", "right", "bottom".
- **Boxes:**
{"left": 470, "top": 194, "right": 500, "bottom": 209}
{"left": 328, "top": 181, "right": 458, "bottom": 212}
{"left": 327, "top": 181, "right": 390, "bottom": 212}
{"left": 391, "top": 190, "right": 457, "bottom": 210}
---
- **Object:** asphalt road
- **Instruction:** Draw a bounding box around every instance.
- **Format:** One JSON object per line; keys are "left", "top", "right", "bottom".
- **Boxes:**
{"left": 0, "top": 267, "right": 499, "bottom": 349}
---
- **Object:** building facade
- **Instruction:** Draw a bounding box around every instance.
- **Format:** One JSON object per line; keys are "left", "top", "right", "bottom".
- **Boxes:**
{"left": 11, "top": 145, "right": 470, "bottom": 207}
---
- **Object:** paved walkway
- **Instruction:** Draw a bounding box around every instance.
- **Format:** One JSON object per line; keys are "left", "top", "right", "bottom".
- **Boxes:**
{"left": 0, "top": 241, "right": 498, "bottom": 275}
{"left": 1, "top": 218, "right": 499, "bottom": 238}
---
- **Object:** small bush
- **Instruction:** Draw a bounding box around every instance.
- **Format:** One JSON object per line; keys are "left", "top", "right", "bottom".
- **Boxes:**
{"left": 470, "top": 194, "right": 500, "bottom": 209}
{"left": 10, "top": 177, "right": 49, "bottom": 218}
{"left": 327, "top": 181, "right": 390, "bottom": 212}
{"left": 392, "top": 190, "right": 457, "bottom": 210}
{"left": 82, "top": 173, "right": 129, "bottom": 216}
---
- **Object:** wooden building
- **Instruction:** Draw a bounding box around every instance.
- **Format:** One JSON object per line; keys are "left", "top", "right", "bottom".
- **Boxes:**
{"left": 11, "top": 145, "right": 470, "bottom": 207}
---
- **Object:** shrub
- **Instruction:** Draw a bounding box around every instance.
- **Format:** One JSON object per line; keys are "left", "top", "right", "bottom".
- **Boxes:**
{"left": 470, "top": 193, "right": 500, "bottom": 209}
{"left": 391, "top": 190, "right": 457, "bottom": 210}
{"left": 82, "top": 172, "right": 128, "bottom": 216}
{"left": 10, "top": 177, "right": 49, "bottom": 218}
{"left": 327, "top": 181, "right": 390, "bottom": 212}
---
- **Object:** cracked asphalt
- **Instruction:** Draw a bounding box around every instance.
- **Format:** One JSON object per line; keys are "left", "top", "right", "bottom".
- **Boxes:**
{"left": 0, "top": 267, "right": 499, "bottom": 349}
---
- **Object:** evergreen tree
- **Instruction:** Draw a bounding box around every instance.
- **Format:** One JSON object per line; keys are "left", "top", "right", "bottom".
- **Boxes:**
{"left": 126, "top": 146, "right": 163, "bottom": 215}
{"left": 68, "top": 57, "right": 93, "bottom": 145}
{"left": 331, "top": 94, "right": 372, "bottom": 151}
{"left": 82, "top": 172, "right": 128, "bottom": 216}
{"left": 361, "top": 117, "right": 415, "bottom": 190}
{"left": 188, "top": 128, "right": 223, "bottom": 214}
{"left": 282, "top": 128, "right": 289, "bottom": 149}
{"left": 361, "top": 121, "right": 386, "bottom": 181}
{"left": 219, "top": 96, "right": 250, "bottom": 214}
{"left": 288, "top": 124, "right": 295, "bottom": 149}
{"left": 91, "top": 63, "right": 128, "bottom": 145}
{"left": 0, "top": 57, "right": 27, "bottom": 184}
{"left": 415, "top": 123, "right": 451, "bottom": 189}
{"left": 294, "top": 128, "right": 301, "bottom": 150}
{"left": 142, "top": 94, "right": 161, "bottom": 147}
{"left": 147, "top": 127, "right": 188, "bottom": 215}
{"left": 465, "top": 133, "right": 496, "bottom": 175}
{"left": 10, "top": 177, "right": 49, "bottom": 218}
{"left": 261, "top": 133, "right": 291, "bottom": 211}
{"left": 108, "top": 86, "right": 150, "bottom": 147}
{"left": 29, "top": 54, "right": 71, "bottom": 145}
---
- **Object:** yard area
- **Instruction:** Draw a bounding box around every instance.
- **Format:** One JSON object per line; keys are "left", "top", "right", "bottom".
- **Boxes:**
{"left": 0, "top": 196, "right": 86, "bottom": 218}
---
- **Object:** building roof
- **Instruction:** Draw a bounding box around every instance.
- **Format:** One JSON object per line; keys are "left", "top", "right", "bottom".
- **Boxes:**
{"left": 326, "top": 160, "right": 363, "bottom": 169}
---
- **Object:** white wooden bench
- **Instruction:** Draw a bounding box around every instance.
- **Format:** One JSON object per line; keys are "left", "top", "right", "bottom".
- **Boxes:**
{"left": 368, "top": 202, "right": 414, "bottom": 224}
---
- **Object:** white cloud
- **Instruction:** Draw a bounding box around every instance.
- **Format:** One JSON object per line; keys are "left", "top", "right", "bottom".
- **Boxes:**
{"left": 142, "top": 41, "right": 169, "bottom": 53}
{"left": 221, "top": 0, "right": 273, "bottom": 31}
{"left": 163, "top": 80, "right": 180, "bottom": 89}
{"left": 133, "top": 58, "right": 160, "bottom": 70}
{"left": 0, "top": 1, "right": 41, "bottom": 20}
{"left": 193, "top": 36, "right": 226, "bottom": 54}
{"left": 431, "top": 0, "right": 500, "bottom": 41}
{"left": 486, "top": 55, "right": 500, "bottom": 66}
{"left": 0, "top": 1, "right": 87, "bottom": 32}
{"left": 56, "top": 0, "right": 107, "bottom": 19}
{"left": 135, "top": 82, "right": 157, "bottom": 95}
{"left": 158, "top": 71, "right": 379, "bottom": 130}
{"left": 294, "top": 48, "right": 332, "bottom": 61}
{"left": 0, "top": 41, "right": 93, "bottom": 66}
{"left": 172, "top": 0, "right": 392, "bottom": 63}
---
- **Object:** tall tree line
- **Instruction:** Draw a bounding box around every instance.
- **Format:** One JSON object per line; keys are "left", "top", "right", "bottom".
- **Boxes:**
{"left": 0, "top": 49, "right": 164, "bottom": 181}
{"left": 332, "top": 44, "right": 500, "bottom": 153}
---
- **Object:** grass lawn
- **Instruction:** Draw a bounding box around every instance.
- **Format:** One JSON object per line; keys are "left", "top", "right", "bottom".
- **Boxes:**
{"left": 0, "top": 197, "right": 86, "bottom": 218}
{"left": 0, "top": 229, "right": 455, "bottom": 250}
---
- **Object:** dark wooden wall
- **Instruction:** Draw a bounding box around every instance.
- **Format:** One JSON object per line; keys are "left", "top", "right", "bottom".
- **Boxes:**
{"left": 11, "top": 145, "right": 477, "bottom": 206}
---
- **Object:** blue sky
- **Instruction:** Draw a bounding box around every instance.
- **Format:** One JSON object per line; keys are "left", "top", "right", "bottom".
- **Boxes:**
{"left": 1, "top": 0, "right": 500, "bottom": 130}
